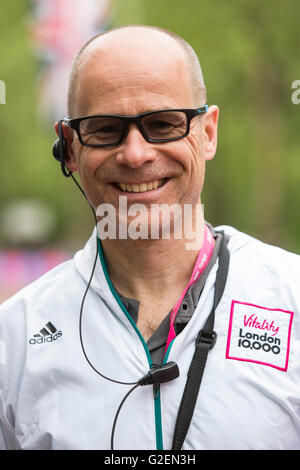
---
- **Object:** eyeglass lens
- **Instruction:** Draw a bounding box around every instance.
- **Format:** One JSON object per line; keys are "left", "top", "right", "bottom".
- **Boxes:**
{"left": 78, "top": 111, "right": 188, "bottom": 146}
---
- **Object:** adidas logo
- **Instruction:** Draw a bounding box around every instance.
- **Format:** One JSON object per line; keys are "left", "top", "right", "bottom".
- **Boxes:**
{"left": 29, "top": 321, "right": 62, "bottom": 345}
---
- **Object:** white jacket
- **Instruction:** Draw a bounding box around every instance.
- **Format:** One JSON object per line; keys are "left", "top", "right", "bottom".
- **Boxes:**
{"left": 0, "top": 225, "right": 299, "bottom": 450}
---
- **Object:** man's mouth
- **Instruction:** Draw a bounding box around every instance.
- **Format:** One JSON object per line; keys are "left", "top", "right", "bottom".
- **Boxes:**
{"left": 115, "top": 178, "right": 167, "bottom": 193}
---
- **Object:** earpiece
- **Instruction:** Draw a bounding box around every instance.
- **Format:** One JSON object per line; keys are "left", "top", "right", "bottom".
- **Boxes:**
{"left": 52, "top": 120, "right": 72, "bottom": 178}
{"left": 52, "top": 139, "right": 61, "bottom": 162}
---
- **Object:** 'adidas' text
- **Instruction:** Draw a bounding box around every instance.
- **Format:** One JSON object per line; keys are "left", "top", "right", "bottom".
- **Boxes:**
{"left": 29, "top": 321, "right": 62, "bottom": 345}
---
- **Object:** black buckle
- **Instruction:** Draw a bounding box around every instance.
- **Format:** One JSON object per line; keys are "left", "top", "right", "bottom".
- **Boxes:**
{"left": 196, "top": 330, "right": 217, "bottom": 351}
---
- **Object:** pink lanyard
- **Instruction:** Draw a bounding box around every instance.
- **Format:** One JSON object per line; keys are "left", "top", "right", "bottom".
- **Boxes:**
{"left": 165, "top": 225, "right": 215, "bottom": 352}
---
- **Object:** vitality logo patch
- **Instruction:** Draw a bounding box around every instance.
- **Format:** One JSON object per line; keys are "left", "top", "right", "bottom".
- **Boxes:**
{"left": 29, "top": 321, "right": 62, "bottom": 345}
{"left": 226, "top": 300, "right": 293, "bottom": 371}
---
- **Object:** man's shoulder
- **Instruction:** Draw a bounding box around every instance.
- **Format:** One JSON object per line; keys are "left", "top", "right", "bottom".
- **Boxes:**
{"left": 216, "top": 224, "right": 300, "bottom": 277}
{"left": 0, "top": 230, "right": 98, "bottom": 317}
{"left": 0, "top": 258, "right": 76, "bottom": 321}
{"left": 0, "top": 257, "right": 81, "bottom": 376}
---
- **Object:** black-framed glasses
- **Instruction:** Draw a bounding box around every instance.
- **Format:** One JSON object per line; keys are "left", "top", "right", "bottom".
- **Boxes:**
{"left": 63, "top": 106, "right": 208, "bottom": 148}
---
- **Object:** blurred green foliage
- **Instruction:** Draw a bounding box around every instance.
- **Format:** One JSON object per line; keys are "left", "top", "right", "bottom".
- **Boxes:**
{"left": 0, "top": 0, "right": 299, "bottom": 252}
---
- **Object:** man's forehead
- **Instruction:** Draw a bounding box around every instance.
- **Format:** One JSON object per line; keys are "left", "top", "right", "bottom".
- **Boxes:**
{"left": 73, "top": 29, "right": 193, "bottom": 115}
{"left": 68, "top": 26, "right": 206, "bottom": 117}
{"left": 79, "top": 27, "right": 186, "bottom": 67}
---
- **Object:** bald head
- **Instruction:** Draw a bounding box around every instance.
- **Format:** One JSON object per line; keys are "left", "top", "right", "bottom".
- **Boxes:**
{"left": 67, "top": 25, "right": 207, "bottom": 118}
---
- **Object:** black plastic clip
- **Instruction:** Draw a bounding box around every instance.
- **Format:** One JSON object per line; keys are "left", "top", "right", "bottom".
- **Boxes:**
{"left": 196, "top": 330, "right": 217, "bottom": 351}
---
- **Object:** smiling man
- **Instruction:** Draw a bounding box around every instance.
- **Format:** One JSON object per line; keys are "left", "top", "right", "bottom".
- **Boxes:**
{"left": 0, "top": 25, "right": 299, "bottom": 451}
{"left": 59, "top": 26, "right": 218, "bottom": 341}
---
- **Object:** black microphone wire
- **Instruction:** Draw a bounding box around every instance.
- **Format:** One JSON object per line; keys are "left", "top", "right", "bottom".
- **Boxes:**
{"left": 110, "top": 383, "right": 140, "bottom": 450}
{"left": 70, "top": 174, "right": 139, "bottom": 385}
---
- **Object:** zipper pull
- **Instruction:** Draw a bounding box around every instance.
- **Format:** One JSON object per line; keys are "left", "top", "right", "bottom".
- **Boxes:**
{"left": 153, "top": 384, "right": 160, "bottom": 398}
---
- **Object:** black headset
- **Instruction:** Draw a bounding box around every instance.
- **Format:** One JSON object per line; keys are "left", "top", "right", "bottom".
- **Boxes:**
{"left": 52, "top": 119, "right": 73, "bottom": 178}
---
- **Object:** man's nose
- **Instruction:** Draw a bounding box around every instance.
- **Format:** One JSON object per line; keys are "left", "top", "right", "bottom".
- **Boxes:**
{"left": 116, "top": 124, "right": 156, "bottom": 168}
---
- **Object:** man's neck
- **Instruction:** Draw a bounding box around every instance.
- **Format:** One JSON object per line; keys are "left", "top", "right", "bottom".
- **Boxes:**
{"left": 101, "top": 219, "right": 205, "bottom": 303}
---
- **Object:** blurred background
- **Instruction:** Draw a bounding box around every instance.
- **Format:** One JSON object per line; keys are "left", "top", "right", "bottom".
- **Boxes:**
{"left": 0, "top": 0, "right": 299, "bottom": 302}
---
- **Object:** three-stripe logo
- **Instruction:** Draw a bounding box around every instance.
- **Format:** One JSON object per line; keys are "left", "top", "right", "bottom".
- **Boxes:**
{"left": 29, "top": 321, "right": 62, "bottom": 345}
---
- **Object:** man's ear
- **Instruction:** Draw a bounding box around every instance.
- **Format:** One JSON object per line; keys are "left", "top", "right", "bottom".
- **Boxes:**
{"left": 203, "top": 105, "right": 219, "bottom": 161}
{"left": 54, "top": 121, "right": 78, "bottom": 172}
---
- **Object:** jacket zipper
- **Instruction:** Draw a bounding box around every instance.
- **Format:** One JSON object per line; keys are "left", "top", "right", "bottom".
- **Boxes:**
{"left": 153, "top": 384, "right": 163, "bottom": 449}
{"left": 97, "top": 238, "right": 164, "bottom": 450}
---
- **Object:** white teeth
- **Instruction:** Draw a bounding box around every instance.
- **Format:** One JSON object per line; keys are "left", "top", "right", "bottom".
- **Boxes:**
{"left": 132, "top": 184, "right": 139, "bottom": 192}
{"left": 117, "top": 179, "right": 165, "bottom": 193}
{"left": 139, "top": 183, "right": 148, "bottom": 192}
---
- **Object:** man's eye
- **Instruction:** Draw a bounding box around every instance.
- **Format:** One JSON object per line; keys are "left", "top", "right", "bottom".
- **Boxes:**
{"left": 81, "top": 118, "right": 122, "bottom": 137}
{"left": 95, "top": 125, "right": 119, "bottom": 135}
{"left": 149, "top": 120, "right": 174, "bottom": 130}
